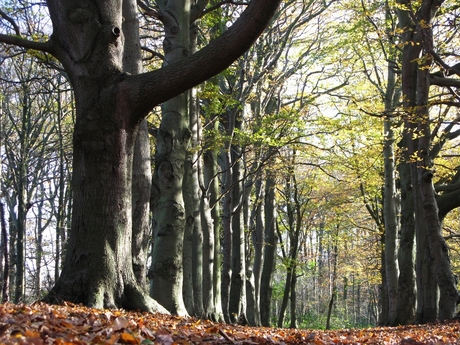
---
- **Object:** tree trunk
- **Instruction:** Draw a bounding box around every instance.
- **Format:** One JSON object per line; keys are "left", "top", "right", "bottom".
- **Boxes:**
{"left": 250, "top": 178, "right": 264, "bottom": 326}
{"left": 289, "top": 270, "right": 298, "bottom": 329}
{"left": 0, "top": 202, "right": 9, "bottom": 303}
{"left": 396, "top": 0, "right": 458, "bottom": 321}
{"left": 378, "top": 231, "right": 388, "bottom": 325}
{"left": 395, "top": 159, "right": 416, "bottom": 325}
{"left": 326, "top": 244, "right": 338, "bottom": 330}
{"left": 200, "top": 171, "right": 215, "bottom": 319}
{"left": 221, "top": 142, "right": 233, "bottom": 323}
{"left": 149, "top": 0, "right": 191, "bottom": 316}
{"left": 260, "top": 173, "right": 277, "bottom": 326}
{"left": 203, "top": 130, "right": 224, "bottom": 322}
{"left": 190, "top": 87, "right": 204, "bottom": 317}
{"left": 416, "top": 61, "right": 458, "bottom": 321}
{"left": 229, "top": 143, "right": 247, "bottom": 324}
{"left": 415, "top": 184, "right": 438, "bottom": 323}
{"left": 183, "top": 139, "right": 195, "bottom": 315}
{"left": 278, "top": 266, "right": 292, "bottom": 328}
{"left": 382, "top": 51, "right": 399, "bottom": 326}
{"left": 123, "top": 0, "right": 152, "bottom": 292}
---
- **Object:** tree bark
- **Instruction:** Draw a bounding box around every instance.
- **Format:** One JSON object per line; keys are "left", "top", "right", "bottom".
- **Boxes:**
{"left": 229, "top": 143, "right": 247, "bottom": 324}
{"left": 220, "top": 137, "right": 233, "bottom": 323}
{"left": 395, "top": 159, "right": 416, "bottom": 325}
{"left": 382, "top": 45, "right": 400, "bottom": 327}
{"left": 260, "top": 173, "right": 277, "bottom": 326}
{"left": 203, "top": 127, "right": 224, "bottom": 321}
{"left": 123, "top": 0, "right": 152, "bottom": 292}
{"left": 190, "top": 87, "right": 204, "bottom": 317}
{"left": 149, "top": 0, "right": 191, "bottom": 316}
{"left": 249, "top": 178, "right": 264, "bottom": 326}
{"left": 0, "top": 202, "right": 9, "bottom": 303}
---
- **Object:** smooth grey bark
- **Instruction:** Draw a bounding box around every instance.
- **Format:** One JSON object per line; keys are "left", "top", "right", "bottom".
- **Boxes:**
{"left": 245, "top": 271, "right": 258, "bottom": 326}
{"left": 395, "top": 159, "right": 416, "bottom": 325}
{"left": 260, "top": 172, "right": 277, "bottom": 326}
{"left": 1, "top": 0, "right": 281, "bottom": 311}
{"left": 0, "top": 201, "right": 9, "bottom": 302}
{"left": 249, "top": 178, "right": 264, "bottom": 326}
{"left": 123, "top": 0, "right": 152, "bottom": 291}
{"left": 200, "top": 161, "right": 215, "bottom": 319}
{"left": 190, "top": 88, "right": 204, "bottom": 317}
{"left": 229, "top": 142, "right": 247, "bottom": 324}
{"left": 150, "top": 0, "right": 191, "bottom": 316}
{"left": 183, "top": 135, "right": 195, "bottom": 315}
{"left": 382, "top": 47, "right": 399, "bottom": 327}
{"left": 182, "top": 27, "right": 198, "bottom": 312}
{"left": 220, "top": 135, "right": 233, "bottom": 323}
{"left": 203, "top": 128, "right": 224, "bottom": 322}
{"left": 53, "top": 81, "right": 68, "bottom": 285}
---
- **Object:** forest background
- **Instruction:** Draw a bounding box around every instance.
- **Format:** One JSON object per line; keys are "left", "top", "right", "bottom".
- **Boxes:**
{"left": 0, "top": 0, "right": 460, "bottom": 331}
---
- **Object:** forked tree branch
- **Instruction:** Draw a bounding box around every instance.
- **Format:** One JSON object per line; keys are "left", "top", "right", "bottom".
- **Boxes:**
{"left": 0, "top": 9, "right": 20, "bottom": 35}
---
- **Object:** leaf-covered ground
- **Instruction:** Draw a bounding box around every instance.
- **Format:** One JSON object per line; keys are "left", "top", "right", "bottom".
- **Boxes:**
{"left": 0, "top": 302, "right": 459, "bottom": 344}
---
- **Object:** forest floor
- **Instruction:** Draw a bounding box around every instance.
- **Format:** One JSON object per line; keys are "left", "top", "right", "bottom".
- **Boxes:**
{"left": 0, "top": 302, "right": 459, "bottom": 344}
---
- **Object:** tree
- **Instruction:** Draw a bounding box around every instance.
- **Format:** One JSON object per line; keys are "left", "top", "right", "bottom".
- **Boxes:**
{"left": 0, "top": 0, "right": 281, "bottom": 312}
{"left": 396, "top": 0, "right": 459, "bottom": 321}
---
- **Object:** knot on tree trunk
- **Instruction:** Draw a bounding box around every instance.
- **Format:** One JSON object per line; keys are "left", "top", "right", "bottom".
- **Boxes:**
{"left": 421, "top": 169, "right": 434, "bottom": 182}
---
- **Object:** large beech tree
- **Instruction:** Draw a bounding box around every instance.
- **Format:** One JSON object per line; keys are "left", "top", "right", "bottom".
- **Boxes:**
{"left": 0, "top": 0, "right": 281, "bottom": 312}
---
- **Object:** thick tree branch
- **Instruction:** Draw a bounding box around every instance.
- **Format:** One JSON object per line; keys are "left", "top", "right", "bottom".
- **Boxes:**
{"left": 430, "top": 74, "right": 460, "bottom": 88}
{"left": 0, "top": 33, "right": 53, "bottom": 54}
{"left": 437, "top": 183, "right": 460, "bottom": 220}
{"left": 122, "top": 0, "right": 282, "bottom": 124}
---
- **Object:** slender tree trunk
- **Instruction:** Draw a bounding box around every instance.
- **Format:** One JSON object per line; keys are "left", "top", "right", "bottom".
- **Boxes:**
{"left": 289, "top": 269, "right": 298, "bottom": 329}
{"left": 379, "top": 231, "right": 388, "bottom": 325}
{"left": 200, "top": 168, "right": 215, "bottom": 319}
{"left": 35, "top": 183, "right": 46, "bottom": 298}
{"left": 15, "top": 176, "right": 26, "bottom": 303}
{"left": 326, "top": 244, "right": 338, "bottom": 330}
{"left": 203, "top": 136, "right": 224, "bottom": 322}
{"left": 122, "top": 0, "right": 152, "bottom": 292}
{"left": 54, "top": 82, "right": 66, "bottom": 284}
{"left": 250, "top": 178, "right": 264, "bottom": 326}
{"left": 221, "top": 142, "right": 233, "bottom": 323}
{"left": 229, "top": 143, "right": 247, "bottom": 324}
{"left": 190, "top": 87, "right": 204, "bottom": 317}
{"left": 278, "top": 267, "right": 292, "bottom": 328}
{"left": 183, "top": 129, "right": 195, "bottom": 314}
{"left": 149, "top": 0, "right": 191, "bottom": 316}
{"left": 260, "top": 173, "right": 277, "bottom": 326}
{"left": 0, "top": 202, "right": 9, "bottom": 303}
{"left": 396, "top": 159, "right": 416, "bottom": 325}
{"left": 382, "top": 56, "right": 399, "bottom": 327}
